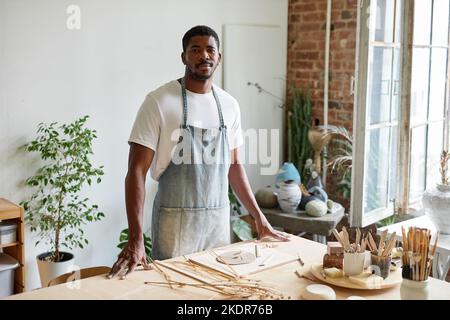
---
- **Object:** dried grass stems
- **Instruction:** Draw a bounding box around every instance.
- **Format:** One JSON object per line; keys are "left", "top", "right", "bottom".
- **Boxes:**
{"left": 401, "top": 226, "right": 439, "bottom": 281}
{"left": 308, "top": 128, "right": 332, "bottom": 173}
{"left": 440, "top": 150, "right": 449, "bottom": 185}
{"left": 151, "top": 260, "right": 174, "bottom": 289}
{"left": 319, "top": 125, "right": 353, "bottom": 174}
{"left": 145, "top": 259, "right": 290, "bottom": 300}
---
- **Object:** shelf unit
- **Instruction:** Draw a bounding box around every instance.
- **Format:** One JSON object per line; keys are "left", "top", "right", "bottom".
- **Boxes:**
{"left": 0, "top": 198, "right": 25, "bottom": 293}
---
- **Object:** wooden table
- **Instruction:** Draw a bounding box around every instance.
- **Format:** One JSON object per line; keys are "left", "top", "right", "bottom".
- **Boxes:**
{"left": 261, "top": 206, "right": 345, "bottom": 244}
{"left": 378, "top": 215, "right": 450, "bottom": 280}
{"left": 6, "top": 235, "right": 450, "bottom": 300}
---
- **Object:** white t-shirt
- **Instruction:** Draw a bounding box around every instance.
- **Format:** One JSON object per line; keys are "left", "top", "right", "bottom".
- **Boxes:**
{"left": 128, "top": 80, "right": 244, "bottom": 181}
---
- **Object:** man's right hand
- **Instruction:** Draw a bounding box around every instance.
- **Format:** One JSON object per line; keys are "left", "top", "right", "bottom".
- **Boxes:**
{"left": 107, "top": 238, "right": 152, "bottom": 279}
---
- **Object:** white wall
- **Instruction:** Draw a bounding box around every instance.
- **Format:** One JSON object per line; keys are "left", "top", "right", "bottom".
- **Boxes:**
{"left": 0, "top": 0, "right": 287, "bottom": 290}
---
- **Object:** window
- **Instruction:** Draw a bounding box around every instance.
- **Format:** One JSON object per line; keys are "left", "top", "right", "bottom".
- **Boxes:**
{"left": 351, "top": 0, "right": 450, "bottom": 227}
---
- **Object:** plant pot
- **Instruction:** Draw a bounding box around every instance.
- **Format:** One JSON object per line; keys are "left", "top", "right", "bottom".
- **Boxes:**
{"left": 422, "top": 184, "right": 450, "bottom": 234}
{"left": 36, "top": 251, "right": 75, "bottom": 287}
{"left": 276, "top": 182, "right": 302, "bottom": 213}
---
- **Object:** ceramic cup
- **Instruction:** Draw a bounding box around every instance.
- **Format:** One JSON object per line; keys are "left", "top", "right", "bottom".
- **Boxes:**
{"left": 370, "top": 253, "right": 391, "bottom": 279}
{"left": 343, "top": 251, "right": 365, "bottom": 276}
{"left": 363, "top": 250, "right": 371, "bottom": 269}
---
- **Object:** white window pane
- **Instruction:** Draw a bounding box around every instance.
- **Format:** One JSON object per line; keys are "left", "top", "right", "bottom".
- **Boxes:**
{"left": 429, "top": 48, "right": 448, "bottom": 121}
{"left": 410, "top": 126, "right": 427, "bottom": 201}
{"left": 414, "top": 0, "right": 433, "bottom": 45}
{"left": 394, "top": 0, "right": 402, "bottom": 43}
{"left": 364, "top": 128, "right": 390, "bottom": 213}
{"left": 374, "top": 0, "right": 395, "bottom": 43}
{"left": 368, "top": 47, "right": 393, "bottom": 124}
{"left": 432, "top": 0, "right": 450, "bottom": 46}
{"left": 391, "top": 48, "right": 400, "bottom": 122}
{"left": 426, "top": 121, "right": 444, "bottom": 189}
{"left": 411, "top": 48, "right": 430, "bottom": 125}
{"left": 389, "top": 126, "right": 398, "bottom": 201}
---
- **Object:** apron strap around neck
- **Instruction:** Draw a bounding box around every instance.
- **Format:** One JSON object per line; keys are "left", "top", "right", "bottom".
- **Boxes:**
{"left": 180, "top": 77, "right": 225, "bottom": 129}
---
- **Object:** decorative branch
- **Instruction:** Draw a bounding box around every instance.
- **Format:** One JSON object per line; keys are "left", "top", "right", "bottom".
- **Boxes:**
{"left": 247, "top": 82, "right": 285, "bottom": 108}
{"left": 440, "top": 150, "right": 449, "bottom": 185}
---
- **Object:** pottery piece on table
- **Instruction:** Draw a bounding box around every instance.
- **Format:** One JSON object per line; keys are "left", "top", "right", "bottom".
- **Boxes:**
{"left": 276, "top": 182, "right": 302, "bottom": 213}
{"left": 400, "top": 278, "right": 429, "bottom": 300}
{"left": 343, "top": 251, "right": 365, "bottom": 276}
{"left": 301, "top": 284, "right": 336, "bottom": 300}
{"left": 216, "top": 250, "right": 256, "bottom": 265}
{"left": 305, "top": 199, "right": 328, "bottom": 217}
{"left": 276, "top": 162, "right": 301, "bottom": 185}
{"left": 323, "top": 267, "right": 343, "bottom": 278}
{"left": 255, "top": 186, "right": 278, "bottom": 209}
{"left": 308, "top": 186, "right": 328, "bottom": 203}
{"left": 298, "top": 195, "right": 319, "bottom": 210}
{"left": 422, "top": 184, "right": 450, "bottom": 234}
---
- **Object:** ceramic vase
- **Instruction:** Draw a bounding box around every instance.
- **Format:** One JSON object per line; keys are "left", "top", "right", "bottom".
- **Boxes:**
{"left": 255, "top": 186, "right": 278, "bottom": 208}
{"left": 422, "top": 184, "right": 450, "bottom": 234}
{"left": 276, "top": 182, "right": 302, "bottom": 213}
{"left": 400, "top": 278, "right": 429, "bottom": 300}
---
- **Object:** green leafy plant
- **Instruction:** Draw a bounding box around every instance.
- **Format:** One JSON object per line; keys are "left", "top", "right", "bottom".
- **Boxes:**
{"left": 229, "top": 186, "right": 254, "bottom": 241}
{"left": 287, "top": 85, "right": 313, "bottom": 182}
{"left": 21, "top": 115, "right": 105, "bottom": 262}
{"left": 117, "top": 228, "right": 153, "bottom": 262}
{"left": 377, "top": 215, "right": 397, "bottom": 227}
{"left": 229, "top": 185, "right": 243, "bottom": 216}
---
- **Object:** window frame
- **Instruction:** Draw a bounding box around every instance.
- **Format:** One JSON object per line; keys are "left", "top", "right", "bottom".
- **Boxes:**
{"left": 351, "top": 0, "right": 450, "bottom": 227}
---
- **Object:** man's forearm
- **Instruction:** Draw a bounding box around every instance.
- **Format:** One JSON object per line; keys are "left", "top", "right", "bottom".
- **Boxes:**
{"left": 125, "top": 172, "right": 146, "bottom": 241}
{"left": 228, "top": 163, "right": 266, "bottom": 225}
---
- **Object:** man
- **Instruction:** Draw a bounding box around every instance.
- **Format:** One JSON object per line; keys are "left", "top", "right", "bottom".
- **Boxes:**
{"left": 108, "top": 25, "right": 289, "bottom": 279}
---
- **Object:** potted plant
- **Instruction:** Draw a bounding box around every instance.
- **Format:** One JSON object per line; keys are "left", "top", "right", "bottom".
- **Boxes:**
{"left": 229, "top": 186, "right": 256, "bottom": 241}
{"left": 422, "top": 150, "right": 450, "bottom": 234}
{"left": 20, "top": 115, "right": 105, "bottom": 287}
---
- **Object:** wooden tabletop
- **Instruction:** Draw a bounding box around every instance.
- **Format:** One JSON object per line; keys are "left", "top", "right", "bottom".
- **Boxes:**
{"left": 6, "top": 236, "right": 450, "bottom": 300}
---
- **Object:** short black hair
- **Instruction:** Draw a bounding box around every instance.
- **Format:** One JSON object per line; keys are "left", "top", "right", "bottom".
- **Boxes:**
{"left": 182, "top": 25, "right": 220, "bottom": 52}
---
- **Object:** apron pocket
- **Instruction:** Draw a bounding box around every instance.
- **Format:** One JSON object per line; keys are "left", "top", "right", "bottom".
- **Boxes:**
{"left": 157, "top": 206, "right": 230, "bottom": 259}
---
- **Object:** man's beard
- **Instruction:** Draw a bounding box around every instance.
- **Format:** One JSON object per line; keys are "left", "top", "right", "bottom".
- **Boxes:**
{"left": 186, "top": 65, "right": 216, "bottom": 81}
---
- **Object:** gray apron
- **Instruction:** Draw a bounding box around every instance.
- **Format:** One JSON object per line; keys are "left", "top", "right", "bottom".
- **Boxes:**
{"left": 151, "top": 78, "right": 231, "bottom": 260}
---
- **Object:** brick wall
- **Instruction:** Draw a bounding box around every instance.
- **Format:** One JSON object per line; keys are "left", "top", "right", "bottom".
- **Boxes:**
{"left": 287, "top": 0, "right": 358, "bottom": 209}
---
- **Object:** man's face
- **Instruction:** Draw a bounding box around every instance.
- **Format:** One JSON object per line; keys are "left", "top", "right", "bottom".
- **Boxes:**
{"left": 182, "top": 35, "right": 221, "bottom": 81}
